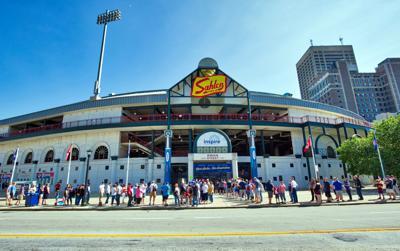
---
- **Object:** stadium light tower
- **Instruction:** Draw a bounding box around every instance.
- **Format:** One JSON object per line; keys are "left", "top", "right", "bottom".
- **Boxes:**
{"left": 91, "top": 9, "right": 121, "bottom": 100}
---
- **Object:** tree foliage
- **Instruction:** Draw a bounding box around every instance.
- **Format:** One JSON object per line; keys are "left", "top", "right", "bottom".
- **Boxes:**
{"left": 337, "top": 115, "right": 400, "bottom": 177}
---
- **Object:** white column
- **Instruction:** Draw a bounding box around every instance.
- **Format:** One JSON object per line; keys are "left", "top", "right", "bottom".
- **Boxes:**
{"left": 147, "top": 158, "right": 153, "bottom": 182}
{"left": 232, "top": 153, "right": 239, "bottom": 179}
{"left": 188, "top": 154, "right": 193, "bottom": 181}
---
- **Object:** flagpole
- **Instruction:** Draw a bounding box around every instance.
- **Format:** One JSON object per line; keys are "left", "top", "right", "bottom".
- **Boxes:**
{"left": 125, "top": 140, "right": 131, "bottom": 186}
{"left": 10, "top": 147, "right": 19, "bottom": 184}
{"left": 374, "top": 130, "right": 386, "bottom": 178}
{"left": 309, "top": 136, "right": 318, "bottom": 179}
{"left": 66, "top": 145, "right": 73, "bottom": 185}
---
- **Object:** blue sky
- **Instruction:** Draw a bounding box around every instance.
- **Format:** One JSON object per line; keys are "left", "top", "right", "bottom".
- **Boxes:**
{"left": 1, "top": 0, "right": 399, "bottom": 120}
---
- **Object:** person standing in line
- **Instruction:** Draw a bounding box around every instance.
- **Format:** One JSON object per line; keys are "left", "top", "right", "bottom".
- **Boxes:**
{"left": 392, "top": 176, "right": 399, "bottom": 198}
{"left": 322, "top": 178, "right": 332, "bottom": 203}
{"left": 277, "top": 180, "right": 286, "bottom": 204}
{"left": 385, "top": 176, "right": 396, "bottom": 200}
{"left": 192, "top": 182, "right": 199, "bottom": 207}
{"left": 65, "top": 184, "right": 73, "bottom": 206}
{"left": 314, "top": 181, "right": 322, "bottom": 204}
{"left": 201, "top": 181, "right": 209, "bottom": 204}
{"left": 42, "top": 183, "right": 50, "bottom": 205}
{"left": 140, "top": 182, "right": 147, "bottom": 205}
{"left": 54, "top": 181, "right": 61, "bottom": 201}
{"left": 127, "top": 183, "right": 134, "bottom": 207}
{"left": 6, "top": 182, "right": 16, "bottom": 206}
{"left": 111, "top": 184, "right": 117, "bottom": 206}
{"left": 353, "top": 175, "right": 364, "bottom": 200}
{"left": 332, "top": 177, "right": 344, "bottom": 202}
{"left": 160, "top": 182, "right": 170, "bottom": 206}
{"left": 173, "top": 183, "right": 180, "bottom": 207}
{"left": 121, "top": 184, "right": 127, "bottom": 204}
{"left": 265, "top": 180, "right": 274, "bottom": 204}
{"left": 15, "top": 184, "right": 25, "bottom": 206}
{"left": 288, "top": 182, "right": 293, "bottom": 203}
{"left": 344, "top": 178, "right": 352, "bottom": 201}
{"left": 309, "top": 178, "right": 316, "bottom": 202}
{"left": 116, "top": 183, "right": 122, "bottom": 206}
{"left": 86, "top": 183, "right": 91, "bottom": 204}
{"left": 148, "top": 181, "right": 158, "bottom": 206}
{"left": 98, "top": 182, "right": 105, "bottom": 206}
{"left": 105, "top": 183, "right": 111, "bottom": 205}
{"left": 376, "top": 177, "right": 385, "bottom": 200}
{"left": 208, "top": 181, "right": 214, "bottom": 204}
{"left": 290, "top": 177, "right": 298, "bottom": 203}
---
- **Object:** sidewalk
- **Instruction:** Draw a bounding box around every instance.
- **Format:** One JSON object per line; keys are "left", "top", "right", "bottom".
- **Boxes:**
{"left": 0, "top": 189, "right": 399, "bottom": 211}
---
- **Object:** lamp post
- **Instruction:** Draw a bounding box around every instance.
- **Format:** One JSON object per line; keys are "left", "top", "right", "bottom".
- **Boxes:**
{"left": 81, "top": 149, "right": 92, "bottom": 206}
{"left": 92, "top": 9, "right": 121, "bottom": 100}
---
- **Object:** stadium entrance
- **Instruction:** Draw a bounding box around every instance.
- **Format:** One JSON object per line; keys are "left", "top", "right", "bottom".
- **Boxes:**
{"left": 188, "top": 129, "right": 238, "bottom": 182}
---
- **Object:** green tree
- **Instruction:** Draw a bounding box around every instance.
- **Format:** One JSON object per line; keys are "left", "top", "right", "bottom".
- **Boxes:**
{"left": 337, "top": 115, "right": 400, "bottom": 177}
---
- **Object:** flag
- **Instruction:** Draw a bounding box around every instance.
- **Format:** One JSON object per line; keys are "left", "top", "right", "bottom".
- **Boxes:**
{"left": 303, "top": 137, "right": 312, "bottom": 153}
{"left": 12, "top": 147, "right": 19, "bottom": 162}
{"left": 65, "top": 145, "right": 72, "bottom": 161}
{"left": 373, "top": 134, "right": 379, "bottom": 151}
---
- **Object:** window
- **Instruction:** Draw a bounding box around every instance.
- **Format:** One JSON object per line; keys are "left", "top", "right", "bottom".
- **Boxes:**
{"left": 94, "top": 146, "right": 108, "bottom": 160}
{"left": 278, "top": 175, "right": 283, "bottom": 181}
{"left": 318, "top": 164, "right": 321, "bottom": 167}
{"left": 105, "top": 165, "right": 109, "bottom": 170}
{"left": 140, "top": 179, "right": 144, "bottom": 183}
{"left": 6, "top": 154, "right": 14, "bottom": 165}
{"left": 341, "top": 175, "right": 345, "bottom": 179}
{"left": 305, "top": 176, "right": 309, "bottom": 181}
{"left": 328, "top": 164, "right": 331, "bottom": 168}
{"left": 273, "top": 177, "right": 277, "bottom": 181}
{"left": 44, "top": 150, "right": 54, "bottom": 162}
{"left": 290, "top": 163, "right": 294, "bottom": 168}
{"left": 24, "top": 152, "right": 33, "bottom": 164}
{"left": 71, "top": 148, "right": 79, "bottom": 161}
{"left": 257, "top": 163, "right": 261, "bottom": 168}
{"left": 75, "top": 166, "right": 79, "bottom": 171}
{"left": 120, "top": 165, "right": 124, "bottom": 170}
{"left": 50, "top": 168, "right": 53, "bottom": 171}
{"left": 140, "top": 165, "right": 145, "bottom": 169}
{"left": 156, "top": 178, "right": 161, "bottom": 183}
{"left": 330, "top": 176, "right": 333, "bottom": 179}
{"left": 303, "top": 163, "right": 307, "bottom": 168}
{"left": 320, "top": 176, "right": 323, "bottom": 180}
{"left": 104, "top": 179, "right": 108, "bottom": 184}
{"left": 157, "top": 164, "right": 161, "bottom": 169}
{"left": 119, "top": 179, "right": 123, "bottom": 184}
{"left": 61, "top": 167, "right": 64, "bottom": 171}
{"left": 327, "top": 146, "right": 336, "bottom": 158}
{"left": 272, "top": 163, "right": 276, "bottom": 168}
{"left": 339, "top": 164, "right": 342, "bottom": 167}
{"left": 73, "top": 179, "right": 77, "bottom": 184}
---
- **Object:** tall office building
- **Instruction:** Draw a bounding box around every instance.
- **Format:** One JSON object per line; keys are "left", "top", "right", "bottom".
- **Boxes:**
{"left": 297, "top": 44, "right": 400, "bottom": 121}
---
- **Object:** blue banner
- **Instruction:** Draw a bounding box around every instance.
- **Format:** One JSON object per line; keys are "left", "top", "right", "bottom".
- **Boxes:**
{"left": 164, "top": 147, "right": 171, "bottom": 183}
{"left": 194, "top": 163, "right": 232, "bottom": 173}
{"left": 250, "top": 146, "right": 258, "bottom": 178}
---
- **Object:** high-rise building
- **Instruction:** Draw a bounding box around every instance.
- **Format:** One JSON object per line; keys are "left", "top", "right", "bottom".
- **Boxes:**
{"left": 297, "top": 45, "right": 400, "bottom": 121}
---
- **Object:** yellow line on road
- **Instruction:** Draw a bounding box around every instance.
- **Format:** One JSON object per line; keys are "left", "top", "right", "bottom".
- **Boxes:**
{"left": 0, "top": 228, "right": 399, "bottom": 238}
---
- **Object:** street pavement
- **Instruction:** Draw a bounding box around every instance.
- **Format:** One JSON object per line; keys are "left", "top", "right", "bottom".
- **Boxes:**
{"left": 0, "top": 203, "right": 399, "bottom": 250}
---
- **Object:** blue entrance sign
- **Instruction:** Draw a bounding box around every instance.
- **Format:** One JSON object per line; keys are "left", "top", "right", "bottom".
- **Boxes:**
{"left": 194, "top": 163, "right": 232, "bottom": 173}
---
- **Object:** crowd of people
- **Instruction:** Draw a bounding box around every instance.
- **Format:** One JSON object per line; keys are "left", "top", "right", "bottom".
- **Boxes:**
{"left": 2, "top": 175, "right": 399, "bottom": 207}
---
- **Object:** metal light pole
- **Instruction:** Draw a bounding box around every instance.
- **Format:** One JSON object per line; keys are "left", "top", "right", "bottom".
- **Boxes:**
{"left": 92, "top": 9, "right": 121, "bottom": 100}
{"left": 81, "top": 149, "right": 92, "bottom": 206}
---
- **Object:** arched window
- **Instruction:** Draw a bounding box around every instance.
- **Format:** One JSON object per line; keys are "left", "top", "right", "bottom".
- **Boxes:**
{"left": 44, "top": 150, "right": 54, "bottom": 162}
{"left": 24, "top": 152, "right": 33, "bottom": 164}
{"left": 6, "top": 154, "right": 14, "bottom": 165}
{"left": 94, "top": 146, "right": 108, "bottom": 160}
{"left": 327, "top": 146, "right": 336, "bottom": 158}
{"left": 71, "top": 148, "right": 79, "bottom": 161}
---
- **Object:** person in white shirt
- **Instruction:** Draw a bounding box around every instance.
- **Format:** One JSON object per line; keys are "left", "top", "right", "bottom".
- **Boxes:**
{"left": 290, "top": 177, "right": 298, "bottom": 203}
{"left": 98, "top": 182, "right": 105, "bottom": 206}
{"left": 140, "top": 182, "right": 147, "bottom": 205}
{"left": 149, "top": 181, "right": 158, "bottom": 206}
{"left": 201, "top": 182, "right": 209, "bottom": 204}
{"left": 116, "top": 183, "right": 122, "bottom": 206}
{"left": 105, "top": 183, "right": 111, "bottom": 205}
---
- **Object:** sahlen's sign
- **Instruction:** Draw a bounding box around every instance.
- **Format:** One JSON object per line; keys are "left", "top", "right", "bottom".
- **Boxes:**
{"left": 191, "top": 75, "right": 227, "bottom": 97}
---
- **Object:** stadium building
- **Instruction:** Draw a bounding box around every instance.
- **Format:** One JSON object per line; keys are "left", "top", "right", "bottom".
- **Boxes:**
{"left": 0, "top": 58, "right": 371, "bottom": 190}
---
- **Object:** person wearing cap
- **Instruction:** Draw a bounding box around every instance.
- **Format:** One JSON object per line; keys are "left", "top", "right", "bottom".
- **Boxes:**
{"left": 149, "top": 181, "right": 158, "bottom": 206}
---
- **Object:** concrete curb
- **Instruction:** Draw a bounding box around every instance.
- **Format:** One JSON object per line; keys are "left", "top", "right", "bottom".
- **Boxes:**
{"left": 0, "top": 200, "right": 398, "bottom": 212}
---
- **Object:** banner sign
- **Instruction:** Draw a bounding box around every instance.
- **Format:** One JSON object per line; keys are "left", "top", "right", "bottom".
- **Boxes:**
{"left": 36, "top": 172, "right": 54, "bottom": 179}
{"left": 191, "top": 75, "right": 227, "bottom": 97}
{"left": 194, "top": 163, "right": 232, "bottom": 173}
{"left": 193, "top": 153, "right": 233, "bottom": 161}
